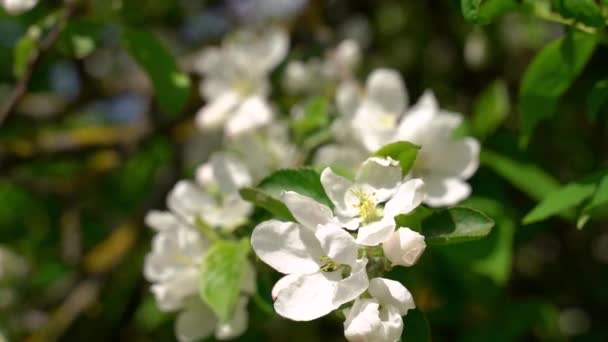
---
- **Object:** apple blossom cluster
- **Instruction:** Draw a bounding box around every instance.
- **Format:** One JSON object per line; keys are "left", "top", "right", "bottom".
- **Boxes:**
{"left": 144, "top": 22, "right": 482, "bottom": 342}
{"left": 1, "top": 0, "right": 37, "bottom": 15}
{"left": 251, "top": 156, "right": 426, "bottom": 341}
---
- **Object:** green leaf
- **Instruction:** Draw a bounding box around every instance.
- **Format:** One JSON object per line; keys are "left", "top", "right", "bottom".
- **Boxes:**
{"left": 239, "top": 187, "right": 295, "bottom": 221}
{"left": 471, "top": 79, "right": 509, "bottom": 140}
{"left": 586, "top": 79, "right": 608, "bottom": 121}
{"left": 121, "top": 29, "right": 191, "bottom": 116}
{"left": 258, "top": 168, "right": 333, "bottom": 208}
{"left": 523, "top": 179, "right": 597, "bottom": 224}
{"left": 421, "top": 207, "right": 494, "bottom": 245}
{"left": 554, "top": 0, "right": 605, "bottom": 27}
{"left": 199, "top": 239, "right": 250, "bottom": 322}
{"left": 395, "top": 206, "right": 433, "bottom": 232}
{"left": 519, "top": 31, "right": 596, "bottom": 145}
{"left": 373, "top": 141, "right": 420, "bottom": 175}
{"left": 401, "top": 309, "right": 431, "bottom": 342}
{"left": 59, "top": 20, "right": 102, "bottom": 58}
{"left": 13, "top": 34, "right": 37, "bottom": 78}
{"left": 585, "top": 172, "right": 608, "bottom": 211}
{"left": 291, "top": 96, "right": 329, "bottom": 142}
{"left": 461, "top": 0, "right": 516, "bottom": 25}
{"left": 480, "top": 149, "right": 560, "bottom": 201}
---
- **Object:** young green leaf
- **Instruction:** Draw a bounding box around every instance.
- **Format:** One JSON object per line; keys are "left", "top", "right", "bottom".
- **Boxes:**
{"left": 421, "top": 207, "right": 494, "bottom": 245}
{"left": 461, "top": 0, "right": 516, "bottom": 25}
{"left": 13, "top": 34, "right": 37, "bottom": 78}
{"left": 291, "top": 96, "right": 329, "bottom": 142}
{"left": 121, "top": 29, "right": 191, "bottom": 116}
{"left": 199, "top": 239, "right": 250, "bottom": 322}
{"left": 471, "top": 79, "right": 510, "bottom": 140}
{"left": 519, "top": 31, "right": 596, "bottom": 145}
{"left": 554, "top": 0, "right": 605, "bottom": 27}
{"left": 257, "top": 168, "right": 333, "bottom": 208}
{"left": 394, "top": 206, "right": 433, "bottom": 232}
{"left": 373, "top": 141, "right": 420, "bottom": 175}
{"left": 239, "top": 187, "right": 295, "bottom": 221}
{"left": 480, "top": 149, "right": 560, "bottom": 201}
{"left": 523, "top": 180, "right": 597, "bottom": 225}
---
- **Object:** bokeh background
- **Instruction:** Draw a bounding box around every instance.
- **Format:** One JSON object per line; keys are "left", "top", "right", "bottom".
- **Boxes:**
{"left": 1, "top": 0, "right": 607, "bottom": 341}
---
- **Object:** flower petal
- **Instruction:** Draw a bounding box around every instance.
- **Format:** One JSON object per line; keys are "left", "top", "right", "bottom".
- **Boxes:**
{"left": 315, "top": 223, "right": 358, "bottom": 265}
{"left": 226, "top": 26, "right": 288, "bottom": 76}
{"left": 369, "top": 278, "right": 416, "bottom": 316}
{"left": 175, "top": 297, "right": 217, "bottom": 342}
{"left": 424, "top": 137, "right": 480, "bottom": 180}
{"left": 274, "top": 271, "right": 341, "bottom": 321}
{"left": 352, "top": 102, "right": 398, "bottom": 152}
{"left": 215, "top": 296, "right": 249, "bottom": 340}
{"left": 196, "top": 91, "right": 241, "bottom": 131}
{"left": 382, "top": 228, "right": 426, "bottom": 267}
{"left": 151, "top": 268, "right": 200, "bottom": 311}
{"left": 383, "top": 179, "right": 426, "bottom": 219}
{"left": 272, "top": 274, "right": 300, "bottom": 300}
{"left": 379, "top": 305, "right": 405, "bottom": 342}
{"left": 251, "top": 220, "right": 323, "bottom": 274}
{"left": 355, "top": 157, "right": 402, "bottom": 202}
{"left": 333, "top": 258, "right": 369, "bottom": 306}
{"left": 205, "top": 152, "right": 252, "bottom": 193}
{"left": 321, "top": 167, "right": 356, "bottom": 217}
{"left": 226, "top": 96, "right": 273, "bottom": 137}
{"left": 336, "top": 80, "right": 361, "bottom": 118}
{"left": 167, "top": 181, "right": 214, "bottom": 224}
{"left": 344, "top": 298, "right": 382, "bottom": 342}
{"left": 365, "top": 68, "right": 407, "bottom": 115}
{"left": 423, "top": 176, "right": 471, "bottom": 207}
{"left": 396, "top": 90, "right": 438, "bottom": 143}
{"left": 282, "top": 191, "right": 334, "bottom": 230}
{"left": 145, "top": 210, "right": 180, "bottom": 232}
{"left": 313, "top": 144, "right": 367, "bottom": 171}
{"left": 356, "top": 219, "right": 396, "bottom": 246}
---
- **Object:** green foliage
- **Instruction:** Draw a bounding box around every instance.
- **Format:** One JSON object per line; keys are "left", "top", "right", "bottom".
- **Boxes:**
{"left": 401, "top": 309, "right": 431, "bottom": 342}
{"left": 121, "top": 29, "right": 191, "bottom": 116}
{"left": 461, "top": 0, "right": 517, "bottom": 25}
{"left": 471, "top": 79, "right": 509, "bottom": 141}
{"left": 480, "top": 149, "right": 560, "bottom": 201}
{"left": 373, "top": 141, "right": 420, "bottom": 175}
{"left": 421, "top": 207, "right": 494, "bottom": 245}
{"left": 552, "top": 0, "right": 605, "bottom": 27}
{"left": 519, "top": 31, "right": 596, "bottom": 145}
{"left": 587, "top": 79, "right": 608, "bottom": 121}
{"left": 13, "top": 34, "right": 36, "bottom": 78}
{"left": 199, "top": 239, "right": 250, "bottom": 322}
{"left": 523, "top": 178, "right": 597, "bottom": 224}
{"left": 59, "top": 20, "right": 102, "bottom": 58}
{"left": 291, "top": 96, "right": 329, "bottom": 142}
{"left": 239, "top": 187, "right": 295, "bottom": 221}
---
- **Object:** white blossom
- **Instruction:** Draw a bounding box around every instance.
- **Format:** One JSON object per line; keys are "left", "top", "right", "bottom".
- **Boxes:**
{"left": 382, "top": 228, "right": 426, "bottom": 267}
{"left": 194, "top": 26, "right": 289, "bottom": 137}
{"left": 251, "top": 219, "right": 369, "bottom": 321}
{"left": 317, "top": 157, "right": 425, "bottom": 246}
{"left": 1, "top": 0, "right": 37, "bottom": 15}
{"left": 344, "top": 278, "right": 415, "bottom": 342}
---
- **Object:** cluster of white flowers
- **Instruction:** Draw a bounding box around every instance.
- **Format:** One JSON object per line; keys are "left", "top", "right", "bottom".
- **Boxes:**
{"left": 144, "top": 153, "right": 255, "bottom": 341}
{"left": 316, "top": 68, "right": 480, "bottom": 207}
{"left": 251, "top": 156, "right": 427, "bottom": 341}
{"left": 1, "top": 0, "right": 37, "bottom": 15}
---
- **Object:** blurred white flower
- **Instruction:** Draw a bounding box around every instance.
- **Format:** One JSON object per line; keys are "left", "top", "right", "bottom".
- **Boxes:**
{"left": 194, "top": 26, "right": 289, "bottom": 137}
{"left": 382, "top": 228, "right": 426, "bottom": 267}
{"left": 318, "top": 157, "right": 425, "bottom": 246}
{"left": 344, "top": 278, "right": 415, "bottom": 342}
{"left": 323, "top": 68, "right": 480, "bottom": 207}
{"left": 251, "top": 219, "right": 369, "bottom": 321}
{"left": 1, "top": 0, "right": 37, "bottom": 15}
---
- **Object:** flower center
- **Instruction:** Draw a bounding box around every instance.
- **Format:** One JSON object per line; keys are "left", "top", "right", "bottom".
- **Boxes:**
{"left": 351, "top": 189, "right": 382, "bottom": 224}
{"left": 379, "top": 113, "right": 397, "bottom": 129}
{"left": 319, "top": 256, "right": 340, "bottom": 272}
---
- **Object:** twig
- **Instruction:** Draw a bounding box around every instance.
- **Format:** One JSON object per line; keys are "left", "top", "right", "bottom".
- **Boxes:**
{"left": 0, "top": 1, "right": 79, "bottom": 126}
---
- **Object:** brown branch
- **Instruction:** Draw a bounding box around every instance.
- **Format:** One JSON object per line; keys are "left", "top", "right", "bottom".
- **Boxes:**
{"left": 0, "top": 0, "right": 79, "bottom": 127}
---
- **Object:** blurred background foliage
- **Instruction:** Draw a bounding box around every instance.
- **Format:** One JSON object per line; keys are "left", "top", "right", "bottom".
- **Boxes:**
{"left": 1, "top": 0, "right": 608, "bottom": 341}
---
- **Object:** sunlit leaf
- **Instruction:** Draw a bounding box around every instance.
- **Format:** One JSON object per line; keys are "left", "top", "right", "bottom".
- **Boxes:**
{"left": 422, "top": 207, "right": 494, "bottom": 245}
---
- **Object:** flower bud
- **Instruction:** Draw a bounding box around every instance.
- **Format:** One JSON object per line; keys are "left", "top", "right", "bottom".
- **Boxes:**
{"left": 382, "top": 228, "right": 426, "bottom": 267}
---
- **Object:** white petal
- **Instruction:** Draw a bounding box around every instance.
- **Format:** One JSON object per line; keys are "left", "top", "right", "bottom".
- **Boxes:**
{"left": 333, "top": 258, "right": 369, "bottom": 306}
{"left": 344, "top": 298, "right": 383, "bottom": 342}
{"left": 356, "top": 219, "right": 396, "bottom": 246}
{"left": 282, "top": 191, "right": 334, "bottom": 230}
{"left": 226, "top": 26, "right": 288, "bottom": 76}
{"left": 352, "top": 103, "right": 398, "bottom": 152}
{"left": 207, "top": 152, "right": 252, "bottom": 193}
{"left": 424, "top": 137, "right": 480, "bottom": 180}
{"left": 226, "top": 96, "right": 273, "bottom": 137}
{"left": 151, "top": 268, "right": 200, "bottom": 311}
{"left": 369, "top": 278, "right": 416, "bottom": 316}
{"left": 379, "top": 305, "right": 405, "bottom": 342}
{"left": 195, "top": 163, "right": 214, "bottom": 189}
{"left": 423, "top": 176, "right": 471, "bottom": 207}
{"left": 2, "top": 0, "right": 37, "bottom": 15}
{"left": 167, "top": 181, "right": 213, "bottom": 224}
{"left": 145, "top": 210, "right": 179, "bottom": 232}
{"left": 355, "top": 157, "right": 402, "bottom": 202}
{"left": 382, "top": 228, "right": 426, "bottom": 267}
{"left": 274, "top": 271, "right": 341, "bottom": 321}
{"left": 336, "top": 80, "right": 361, "bottom": 117}
{"left": 196, "top": 91, "right": 241, "bottom": 131}
{"left": 383, "top": 179, "right": 426, "bottom": 219}
{"left": 251, "top": 220, "right": 323, "bottom": 274}
{"left": 333, "top": 39, "right": 361, "bottom": 73}
{"left": 175, "top": 298, "right": 217, "bottom": 342}
{"left": 215, "top": 296, "right": 249, "bottom": 340}
{"left": 396, "top": 90, "right": 438, "bottom": 143}
{"left": 315, "top": 224, "right": 358, "bottom": 266}
{"left": 321, "top": 167, "right": 356, "bottom": 217}
{"left": 272, "top": 274, "right": 300, "bottom": 300}
{"left": 365, "top": 68, "right": 407, "bottom": 115}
